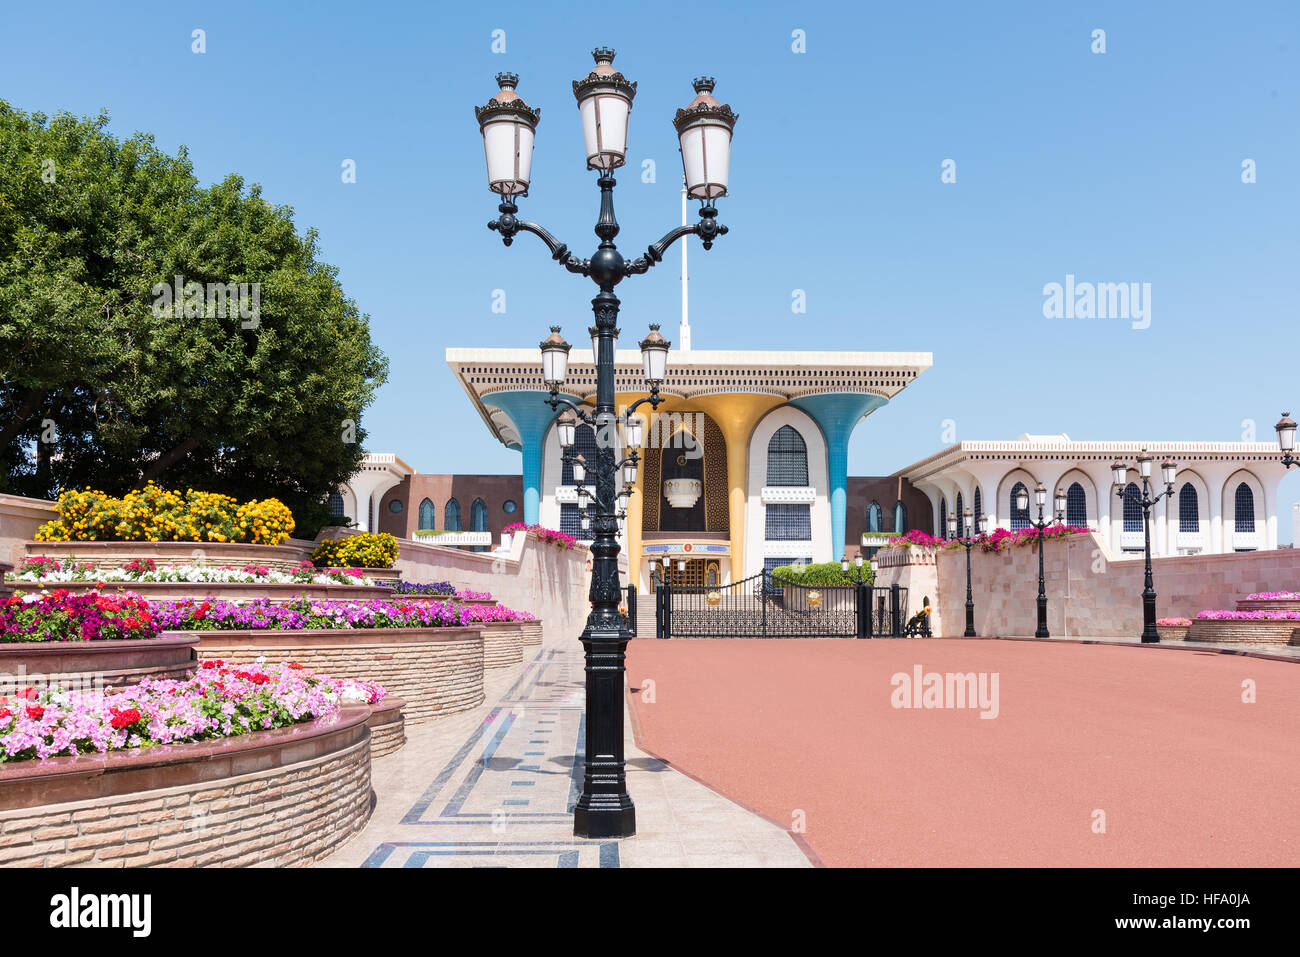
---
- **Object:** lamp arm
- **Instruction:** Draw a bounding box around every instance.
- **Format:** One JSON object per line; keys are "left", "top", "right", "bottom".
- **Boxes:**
{"left": 624, "top": 393, "right": 665, "bottom": 417}
{"left": 545, "top": 394, "right": 596, "bottom": 424}
{"left": 623, "top": 207, "right": 729, "bottom": 276}
{"left": 488, "top": 210, "right": 591, "bottom": 276}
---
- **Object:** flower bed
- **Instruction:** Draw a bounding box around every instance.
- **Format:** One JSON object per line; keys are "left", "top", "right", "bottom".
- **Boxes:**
{"left": 504, "top": 523, "right": 579, "bottom": 550}
{"left": 24, "top": 540, "right": 311, "bottom": 574}
{"left": 151, "top": 596, "right": 534, "bottom": 632}
{"left": 190, "top": 628, "right": 485, "bottom": 722}
{"left": 0, "top": 658, "right": 384, "bottom": 763}
{"left": 2, "top": 590, "right": 161, "bottom": 643}
{"left": 0, "top": 706, "right": 372, "bottom": 867}
{"left": 1236, "top": 591, "right": 1300, "bottom": 613}
{"left": 881, "top": 525, "right": 1091, "bottom": 553}
{"left": 392, "top": 581, "right": 457, "bottom": 597}
{"left": 311, "top": 533, "right": 398, "bottom": 570}
{"left": 10, "top": 556, "right": 375, "bottom": 586}
{"left": 1187, "top": 610, "right": 1300, "bottom": 645}
{"left": 35, "top": 484, "right": 294, "bottom": 545}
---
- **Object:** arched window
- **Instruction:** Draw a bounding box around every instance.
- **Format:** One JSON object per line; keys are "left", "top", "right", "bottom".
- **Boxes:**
{"left": 418, "top": 497, "right": 436, "bottom": 530}
{"left": 939, "top": 499, "right": 948, "bottom": 537}
{"left": 766, "top": 426, "right": 808, "bottom": 486}
{"left": 1123, "top": 483, "right": 1143, "bottom": 532}
{"left": 1009, "top": 482, "right": 1029, "bottom": 530}
{"left": 1066, "top": 482, "right": 1087, "bottom": 528}
{"left": 866, "top": 501, "right": 882, "bottom": 533}
{"left": 328, "top": 492, "right": 345, "bottom": 518}
{"left": 444, "top": 498, "right": 462, "bottom": 532}
{"left": 955, "top": 492, "right": 965, "bottom": 537}
{"left": 893, "top": 501, "right": 907, "bottom": 533}
{"left": 973, "top": 488, "right": 982, "bottom": 525}
{"left": 470, "top": 498, "right": 487, "bottom": 531}
{"left": 1178, "top": 483, "right": 1199, "bottom": 532}
{"left": 1234, "top": 483, "right": 1255, "bottom": 532}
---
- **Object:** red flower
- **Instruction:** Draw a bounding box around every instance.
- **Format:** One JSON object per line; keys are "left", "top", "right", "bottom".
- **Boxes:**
{"left": 288, "top": 662, "right": 304, "bottom": 670}
{"left": 109, "top": 708, "right": 141, "bottom": 729}
{"left": 25, "top": 706, "right": 44, "bottom": 720}
{"left": 0, "top": 709, "right": 11, "bottom": 720}
{"left": 18, "top": 687, "right": 37, "bottom": 700}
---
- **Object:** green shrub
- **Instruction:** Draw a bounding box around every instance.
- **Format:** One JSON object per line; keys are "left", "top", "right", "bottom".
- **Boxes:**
{"left": 769, "top": 561, "right": 873, "bottom": 587}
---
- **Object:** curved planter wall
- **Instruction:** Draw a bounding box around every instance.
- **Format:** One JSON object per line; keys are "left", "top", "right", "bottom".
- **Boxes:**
{"left": 1186, "top": 620, "right": 1300, "bottom": 644}
{"left": 25, "top": 541, "right": 311, "bottom": 573}
{"left": 518, "top": 621, "right": 543, "bottom": 646}
{"left": 0, "top": 707, "right": 371, "bottom": 867}
{"left": 1235, "top": 599, "right": 1300, "bottom": 613}
{"left": 0, "top": 635, "right": 197, "bottom": 695}
{"left": 480, "top": 623, "right": 523, "bottom": 669}
{"left": 5, "top": 580, "right": 395, "bottom": 604}
{"left": 186, "top": 627, "right": 485, "bottom": 723}
{"left": 366, "top": 697, "right": 406, "bottom": 757}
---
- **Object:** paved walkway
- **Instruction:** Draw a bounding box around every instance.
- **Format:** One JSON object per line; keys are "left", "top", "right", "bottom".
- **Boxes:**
{"left": 627, "top": 637, "right": 1300, "bottom": 867}
{"left": 318, "top": 645, "right": 810, "bottom": 868}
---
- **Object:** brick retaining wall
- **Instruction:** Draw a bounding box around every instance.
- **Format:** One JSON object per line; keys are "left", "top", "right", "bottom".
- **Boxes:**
{"left": 481, "top": 623, "right": 524, "bottom": 669}
{"left": 189, "top": 627, "right": 485, "bottom": 722}
{"left": 1186, "top": 619, "right": 1300, "bottom": 645}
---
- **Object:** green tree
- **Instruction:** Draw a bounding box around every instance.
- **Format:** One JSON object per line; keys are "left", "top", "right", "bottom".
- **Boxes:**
{"left": 0, "top": 101, "right": 388, "bottom": 532}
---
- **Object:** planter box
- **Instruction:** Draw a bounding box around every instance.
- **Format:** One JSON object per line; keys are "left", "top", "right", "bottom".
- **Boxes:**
{"left": 186, "top": 626, "right": 485, "bottom": 723}
{"left": 480, "top": 622, "right": 524, "bottom": 669}
{"left": 0, "top": 706, "right": 371, "bottom": 867}
{"left": 1235, "top": 598, "right": 1300, "bottom": 612}
{"left": 518, "top": 621, "right": 543, "bottom": 646}
{"left": 1186, "top": 619, "right": 1300, "bottom": 645}
{"left": 1155, "top": 624, "right": 1191, "bottom": 641}
{"left": 366, "top": 697, "right": 406, "bottom": 757}
{"left": 323, "top": 566, "right": 400, "bottom": 584}
{"left": 25, "top": 540, "right": 311, "bottom": 573}
{"left": 0, "top": 634, "right": 197, "bottom": 694}
{"left": 4, "top": 579, "right": 395, "bottom": 604}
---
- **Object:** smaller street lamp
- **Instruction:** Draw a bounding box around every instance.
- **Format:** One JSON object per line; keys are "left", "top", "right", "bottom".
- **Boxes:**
{"left": 1114, "top": 450, "right": 1177, "bottom": 642}
{"left": 947, "top": 508, "right": 988, "bottom": 638}
{"left": 1024, "top": 482, "right": 1063, "bottom": 639}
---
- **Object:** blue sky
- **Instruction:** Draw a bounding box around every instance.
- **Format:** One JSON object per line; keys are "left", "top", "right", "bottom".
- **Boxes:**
{"left": 3, "top": 1, "right": 1298, "bottom": 528}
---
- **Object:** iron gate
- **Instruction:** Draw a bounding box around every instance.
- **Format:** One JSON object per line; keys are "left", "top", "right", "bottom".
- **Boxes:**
{"left": 655, "top": 571, "right": 910, "bottom": 639}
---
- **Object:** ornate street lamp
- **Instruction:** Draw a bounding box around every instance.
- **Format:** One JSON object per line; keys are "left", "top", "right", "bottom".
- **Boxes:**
{"left": 1113, "top": 450, "right": 1177, "bottom": 642}
{"left": 1020, "top": 482, "right": 1064, "bottom": 638}
{"left": 947, "top": 507, "right": 987, "bottom": 638}
{"left": 840, "top": 553, "right": 869, "bottom": 584}
{"left": 477, "top": 50, "right": 735, "bottom": 839}
{"left": 1275, "top": 413, "right": 1299, "bottom": 470}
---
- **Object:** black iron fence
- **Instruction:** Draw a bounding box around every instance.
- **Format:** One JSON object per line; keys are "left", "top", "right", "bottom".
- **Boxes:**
{"left": 655, "top": 571, "right": 912, "bottom": 639}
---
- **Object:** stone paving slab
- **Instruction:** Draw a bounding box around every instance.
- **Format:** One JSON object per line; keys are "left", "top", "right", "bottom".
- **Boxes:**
{"left": 317, "top": 646, "right": 810, "bottom": 868}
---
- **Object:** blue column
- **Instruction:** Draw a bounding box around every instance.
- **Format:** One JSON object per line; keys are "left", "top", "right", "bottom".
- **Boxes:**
{"left": 790, "top": 393, "right": 888, "bottom": 562}
{"left": 482, "top": 391, "right": 578, "bottom": 526}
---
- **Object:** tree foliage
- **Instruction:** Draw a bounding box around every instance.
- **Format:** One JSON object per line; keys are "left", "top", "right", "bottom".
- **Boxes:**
{"left": 0, "top": 100, "right": 388, "bottom": 533}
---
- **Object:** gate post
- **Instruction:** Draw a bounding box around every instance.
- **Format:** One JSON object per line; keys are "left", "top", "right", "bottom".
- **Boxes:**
{"left": 660, "top": 582, "right": 671, "bottom": 639}
{"left": 890, "top": 583, "right": 902, "bottom": 637}
{"left": 856, "top": 582, "right": 870, "bottom": 638}
{"left": 626, "top": 585, "right": 637, "bottom": 637}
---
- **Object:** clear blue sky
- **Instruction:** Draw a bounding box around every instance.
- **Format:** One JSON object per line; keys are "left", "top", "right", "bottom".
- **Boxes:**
{"left": 3, "top": 1, "right": 1298, "bottom": 530}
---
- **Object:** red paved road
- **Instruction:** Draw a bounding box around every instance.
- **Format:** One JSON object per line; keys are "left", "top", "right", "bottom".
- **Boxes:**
{"left": 627, "top": 639, "right": 1300, "bottom": 867}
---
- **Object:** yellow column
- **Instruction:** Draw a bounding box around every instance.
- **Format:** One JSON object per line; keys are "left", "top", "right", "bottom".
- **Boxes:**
{"left": 691, "top": 395, "right": 784, "bottom": 581}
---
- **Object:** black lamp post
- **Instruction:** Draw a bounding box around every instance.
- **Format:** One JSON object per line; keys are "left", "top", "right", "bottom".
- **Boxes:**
{"left": 476, "top": 50, "right": 736, "bottom": 840}
{"left": 1275, "top": 413, "right": 1299, "bottom": 470}
{"left": 1112, "top": 451, "right": 1177, "bottom": 643}
{"left": 840, "top": 554, "right": 870, "bottom": 584}
{"left": 947, "top": 507, "right": 987, "bottom": 637}
{"left": 1020, "top": 482, "right": 1065, "bottom": 638}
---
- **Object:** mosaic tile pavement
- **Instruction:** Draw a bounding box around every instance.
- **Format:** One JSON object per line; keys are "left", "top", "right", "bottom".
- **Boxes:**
{"left": 317, "top": 646, "right": 811, "bottom": 868}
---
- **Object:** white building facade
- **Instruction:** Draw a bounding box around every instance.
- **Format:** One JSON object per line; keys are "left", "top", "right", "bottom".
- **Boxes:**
{"left": 896, "top": 434, "right": 1287, "bottom": 556}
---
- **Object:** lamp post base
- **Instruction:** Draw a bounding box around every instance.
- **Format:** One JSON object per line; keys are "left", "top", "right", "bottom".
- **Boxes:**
{"left": 573, "top": 799, "right": 637, "bottom": 839}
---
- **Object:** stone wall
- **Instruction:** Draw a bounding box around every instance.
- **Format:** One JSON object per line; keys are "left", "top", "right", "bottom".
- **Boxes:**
{"left": 0, "top": 708, "right": 371, "bottom": 868}
{"left": 0, "top": 494, "right": 55, "bottom": 568}
{"left": 924, "top": 531, "right": 1300, "bottom": 638}
{"left": 390, "top": 530, "right": 589, "bottom": 648}
{"left": 192, "top": 628, "right": 485, "bottom": 722}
